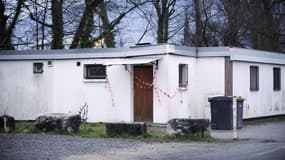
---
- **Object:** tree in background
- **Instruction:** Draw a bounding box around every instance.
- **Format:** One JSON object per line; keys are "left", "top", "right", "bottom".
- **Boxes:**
{"left": 0, "top": 0, "right": 25, "bottom": 50}
{"left": 69, "top": 0, "right": 145, "bottom": 48}
{"left": 1, "top": 0, "right": 284, "bottom": 52}
{"left": 218, "top": 0, "right": 246, "bottom": 47}
{"left": 182, "top": 8, "right": 192, "bottom": 46}
{"left": 182, "top": 0, "right": 219, "bottom": 47}
{"left": 181, "top": 0, "right": 284, "bottom": 52}
{"left": 70, "top": 0, "right": 103, "bottom": 49}
{"left": 152, "top": 0, "right": 177, "bottom": 43}
{"left": 245, "top": 0, "right": 284, "bottom": 52}
{"left": 51, "top": 0, "right": 63, "bottom": 49}
{"left": 94, "top": 0, "right": 149, "bottom": 48}
{"left": 27, "top": 0, "right": 49, "bottom": 50}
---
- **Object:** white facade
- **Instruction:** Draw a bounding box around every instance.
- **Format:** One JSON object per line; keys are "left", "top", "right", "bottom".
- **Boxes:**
{"left": 233, "top": 62, "right": 285, "bottom": 119}
{"left": 0, "top": 44, "right": 284, "bottom": 123}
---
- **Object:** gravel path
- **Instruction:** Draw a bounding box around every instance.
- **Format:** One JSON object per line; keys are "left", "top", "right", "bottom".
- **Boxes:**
{"left": 1, "top": 120, "right": 285, "bottom": 160}
{"left": 0, "top": 134, "right": 141, "bottom": 160}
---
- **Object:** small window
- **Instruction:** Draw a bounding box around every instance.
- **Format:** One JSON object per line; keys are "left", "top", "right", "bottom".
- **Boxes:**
{"left": 76, "top": 61, "right": 81, "bottom": 66}
{"left": 273, "top": 67, "right": 281, "bottom": 91}
{"left": 250, "top": 66, "right": 259, "bottom": 91}
{"left": 84, "top": 64, "right": 106, "bottom": 79}
{"left": 33, "top": 63, "right": 44, "bottom": 74}
{"left": 179, "top": 64, "right": 188, "bottom": 87}
{"left": 47, "top": 60, "right": 53, "bottom": 66}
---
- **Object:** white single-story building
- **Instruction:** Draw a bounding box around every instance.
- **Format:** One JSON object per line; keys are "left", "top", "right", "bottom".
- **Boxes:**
{"left": 0, "top": 44, "right": 284, "bottom": 123}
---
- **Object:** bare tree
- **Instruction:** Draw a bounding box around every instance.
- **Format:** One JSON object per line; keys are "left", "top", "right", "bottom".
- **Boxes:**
{"left": 245, "top": 0, "right": 284, "bottom": 52}
{"left": 98, "top": 1, "right": 115, "bottom": 47}
{"left": 182, "top": 0, "right": 219, "bottom": 47}
{"left": 182, "top": 7, "right": 192, "bottom": 46}
{"left": 0, "top": 0, "right": 25, "bottom": 50}
{"left": 193, "top": 0, "right": 203, "bottom": 46}
{"left": 79, "top": 0, "right": 97, "bottom": 48}
{"left": 25, "top": 0, "right": 49, "bottom": 50}
{"left": 152, "top": 0, "right": 177, "bottom": 43}
{"left": 96, "top": 1, "right": 148, "bottom": 47}
{"left": 70, "top": 0, "right": 103, "bottom": 49}
{"left": 218, "top": 0, "right": 246, "bottom": 47}
{"left": 51, "top": 0, "right": 64, "bottom": 49}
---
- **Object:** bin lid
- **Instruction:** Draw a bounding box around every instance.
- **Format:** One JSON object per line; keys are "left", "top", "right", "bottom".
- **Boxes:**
{"left": 208, "top": 96, "right": 233, "bottom": 102}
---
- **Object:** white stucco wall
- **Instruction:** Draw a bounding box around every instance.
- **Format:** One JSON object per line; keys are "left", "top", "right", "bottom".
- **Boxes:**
{"left": 1, "top": 53, "right": 284, "bottom": 123}
{"left": 0, "top": 56, "right": 226, "bottom": 123}
{"left": 0, "top": 59, "right": 133, "bottom": 122}
{"left": 51, "top": 59, "right": 133, "bottom": 122}
{"left": 196, "top": 57, "right": 225, "bottom": 119}
{"left": 153, "top": 55, "right": 197, "bottom": 123}
{"left": 0, "top": 61, "right": 53, "bottom": 120}
{"left": 152, "top": 55, "right": 225, "bottom": 122}
{"left": 233, "top": 62, "right": 285, "bottom": 119}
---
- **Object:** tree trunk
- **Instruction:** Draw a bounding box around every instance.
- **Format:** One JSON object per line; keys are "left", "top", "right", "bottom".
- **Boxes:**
{"left": 70, "top": 0, "right": 103, "bottom": 49}
{"left": 0, "top": 0, "right": 25, "bottom": 50}
{"left": 182, "top": 10, "right": 192, "bottom": 46}
{"left": 153, "top": 0, "right": 176, "bottom": 44}
{"left": 80, "top": 0, "right": 96, "bottom": 48}
{"left": 193, "top": 0, "right": 203, "bottom": 47}
{"left": 99, "top": 2, "right": 115, "bottom": 47}
{"left": 51, "top": 0, "right": 64, "bottom": 49}
{"left": 41, "top": 1, "right": 48, "bottom": 50}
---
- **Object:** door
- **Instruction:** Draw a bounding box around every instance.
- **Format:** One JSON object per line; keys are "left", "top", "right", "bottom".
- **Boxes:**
{"left": 134, "top": 66, "right": 153, "bottom": 122}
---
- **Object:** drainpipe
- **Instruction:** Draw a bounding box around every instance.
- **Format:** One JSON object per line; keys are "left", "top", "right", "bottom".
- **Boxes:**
{"left": 195, "top": 47, "right": 199, "bottom": 58}
{"left": 233, "top": 97, "right": 238, "bottom": 140}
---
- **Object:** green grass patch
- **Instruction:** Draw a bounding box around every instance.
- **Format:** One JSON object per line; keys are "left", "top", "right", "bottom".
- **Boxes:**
{"left": 72, "top": 122, "right": 106, "bottom": 138}
{"left": 9, "top": 121, "right": 219, "bottom": 142}
{"left": 14, "top": 121, "right": 39, "bottom": 133}
{"left": 9, "top": 116, "right": 285, "bottom": 142}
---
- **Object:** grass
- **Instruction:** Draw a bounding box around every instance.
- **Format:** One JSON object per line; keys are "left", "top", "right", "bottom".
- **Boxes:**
{"left": 72, "top": 122, "right": 106, "bottom": 138}
{"left": 7, "top": 116, "right": 285, "bottom": 142}
{"left": 14, "top": 121, "right": 39, "bottom": 133}
{"left": 5, "top": 121, "right": 219, "bottom": 142}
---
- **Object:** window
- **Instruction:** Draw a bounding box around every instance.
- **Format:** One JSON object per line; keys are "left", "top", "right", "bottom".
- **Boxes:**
{"left": 273, "top": 67, "right": 281, "bottom": 91}
{"left": 250, "top": 66, "right": 259, "bottom": 91}
{"left": 47, "top": 60, "right": 53, "bottom": 67}
{"left": 84, "top": 64, "right": 106, "bottom": 79}
{"left": 179, "top": 64, "right": 188, "bottom": 87}
{"left": 33, "top": 63, "right": 44, "bottom": 73}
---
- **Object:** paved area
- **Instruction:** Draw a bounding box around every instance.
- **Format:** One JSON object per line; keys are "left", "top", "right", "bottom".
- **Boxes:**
{"left": 0, "top": 134, "right": 141, "bottom": 160}
{"left": 211, "top": 120, "right": 285, "bottom": 141}
{"left": 1, "top": 120, "right": 285, "bottom": 160}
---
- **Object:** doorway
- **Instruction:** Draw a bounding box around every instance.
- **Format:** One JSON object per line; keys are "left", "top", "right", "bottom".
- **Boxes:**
{"left": 133, "top": 66, "right": 153, "bottom": 122}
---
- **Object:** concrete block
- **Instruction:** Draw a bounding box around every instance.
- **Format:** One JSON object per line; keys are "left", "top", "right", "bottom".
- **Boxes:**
{"left": 35, "top": 113, "right": 81, "bottom": 133}
{"left": 0, "top": 115, "right": 15, "bottom": 133}
{"left": 167, "top": 118, "right": 210, "bottom": 137}
{"left": 106, "top": 122, "right": 147, "bottom": 136}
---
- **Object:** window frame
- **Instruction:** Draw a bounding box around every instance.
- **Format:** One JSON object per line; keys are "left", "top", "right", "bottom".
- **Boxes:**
{"left": 179, "top": 63, "right": 188, "bottom": 88}
{"left": 33, "top": 62, "right": 44, "bottom": 74}
{"left": 83, "top": 64, "right": 107, "bottom": 80}
{"left": 273, "top": 67, "right": 281, "bottom": 91}
{"left": 250, "top": 66, "right": 259, "bottom": 91}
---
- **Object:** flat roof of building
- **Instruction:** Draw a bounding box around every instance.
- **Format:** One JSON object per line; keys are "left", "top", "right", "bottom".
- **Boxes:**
{"left": 0, "top": 44, "right": 284, "bottom": 65}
